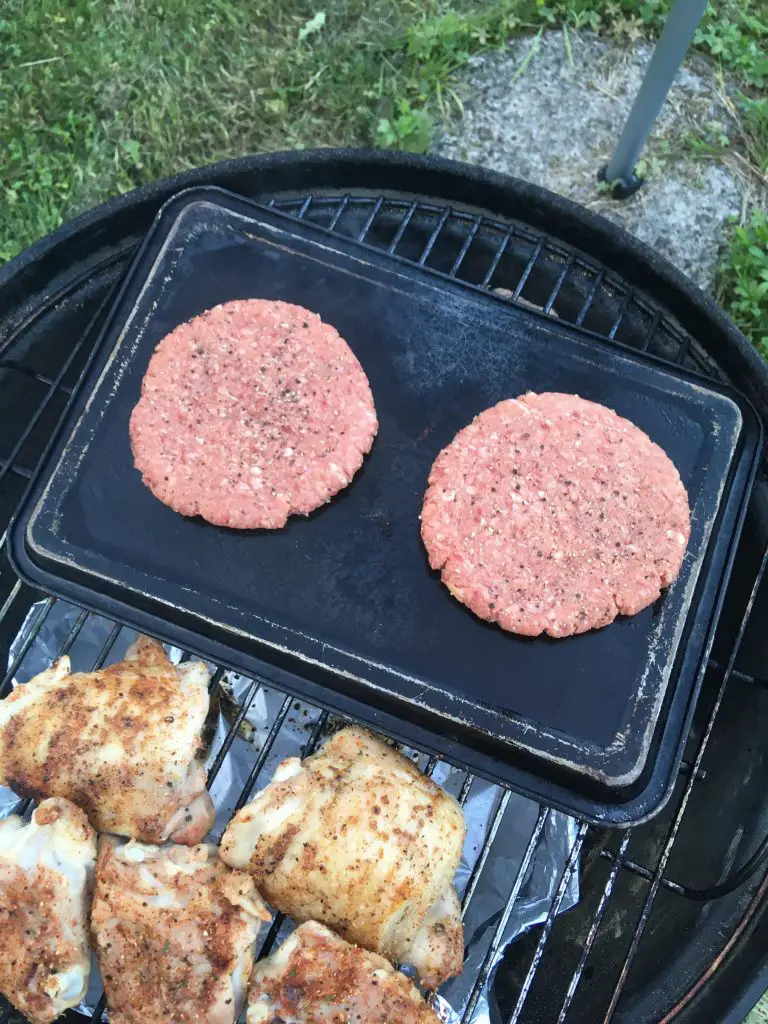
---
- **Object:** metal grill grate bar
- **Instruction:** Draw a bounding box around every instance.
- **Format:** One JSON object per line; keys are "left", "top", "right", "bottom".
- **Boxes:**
{"left": 710, "top": 660, "right": 768, "bottom": 689}
{"left": 327, "top": 195, "right": 350, "bottom": 232}
{"left": 0, "top": 339, "right": 84, "bottom": 489}
{"left": 0, "top": 460, "right": 33, "bottom": 479}
{"left": 387, "top": 202, "right": 418, "bottom": 254}
{"left": 598, "top": 849, "right": 687, "bottom": 896}
{"left": 0, "top": 598, "right": 56, "bottom": 697}
{"left": 450, "top": 217, "right": 482, "bottom": 277}
{"left": 418, "top": 207, "right": 451, "bottom": 266}
{"left": 457, "top": 772, "right": 475, "bottom": 805}
{"left": 0, "top": 262, "right": 111, "bottom": 380}
{"left": 206, "top": 665, "right": 227, "bottom": 696}
{"left": 608, "top": 288, "right": 633, "bottom": 340}
{"left": 641, "top": 309, "right": 663, "bottom": 353}
{"left": 0, "top": 581, "right": 23, "bottom": 625}
{"left": 0, "top": 382, "right": 58, "bottom": 487}
{"left": 674, "top": 333, "right": 692, "bottom": 366}
{"left": 462, "top": 808, "right": 551, "bottom": 1024}
{"left": 574, "top": 269, "right": 606, "bottom": 327}
{"left": 556, "top": 833, "right": 632, "bottom": 1023}
{"left": 93, "top": 622, "right": 123, "bottom": 671}
{"left": 205, "top": 677, "right": 262, "bottom": 787}
{"left": 357, "top": 196, "right": 385, "bottom": 242}
{"left": 512, "top": 240, "right": 544, "bottom": 303}
{"left": 602, "top": 540, "right": 768, "bottom": 1020}
{"left": 508, "top": 823, "right": 589, "bottom": 1022}
{"left": 0, "top": 362, "right": 70, "bottom": 395}
{"left": 232, "top": 694, "right": 294, "bottom": 815}
{"left": 544, "top": 254, "right": 575, "bottom": 315}
{"left": 679, "top": 758, "right": 707, "bottom": 782}
{"left": 0, "top": 275, "right": 124, "bottom": 494}
{"left": 481, "top": 226, "right": 514, "bottom": 288}
{"left": 460, "top": 790, "right": 512, "bottom": 915}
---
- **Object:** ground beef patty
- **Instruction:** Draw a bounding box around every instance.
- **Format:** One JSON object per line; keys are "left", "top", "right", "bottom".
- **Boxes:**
{"left": 421, "top": 393, "right": 690, "bottom": 637}
{"left": 130, "top": 299, "right": 378, "bottom": 529}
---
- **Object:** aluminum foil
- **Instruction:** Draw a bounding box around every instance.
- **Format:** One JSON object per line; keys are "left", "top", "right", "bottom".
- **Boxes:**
{"left": 3, "top": 600, "right": 580, "bottom": 1023}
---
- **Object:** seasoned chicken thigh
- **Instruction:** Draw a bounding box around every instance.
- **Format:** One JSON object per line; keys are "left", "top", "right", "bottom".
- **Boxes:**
{"left": 0, "top": 636, "right": 214, "bottom": 844}
{"left": 407, "top": 886, "right": 464, "bottom": 991}
{"left": 221, "top": 726, "right": 466, "bottom": 987}
{"left": 0, "top": 797, "right": 96, "bottom": 1024}
{"left": 91, "top": 836, "right": 270, "bottom": 1024}
{"left": 247, "top": 921, "right": 439, "bottom": 1024}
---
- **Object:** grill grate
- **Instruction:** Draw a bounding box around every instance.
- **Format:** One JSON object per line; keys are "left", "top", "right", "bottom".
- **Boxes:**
{"left": 0, "top": 192, "right": 766, "bottom": 1024}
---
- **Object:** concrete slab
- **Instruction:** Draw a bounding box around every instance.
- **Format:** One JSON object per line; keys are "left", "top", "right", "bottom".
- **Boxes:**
{"left": 434, "top": 31, "right": 747, "bottom": 292}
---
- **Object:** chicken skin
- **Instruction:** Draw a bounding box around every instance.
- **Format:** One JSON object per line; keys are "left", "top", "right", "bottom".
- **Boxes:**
{"left": 247, "top": 921, "right": 439, "bottom": 1024}
{"left": 91, "top": 836, "right": 270, "bottom": 1024}
{"left": 220, "top": 726, "right": 466, "bottom": 988}
{"left": 407, "top": 886, "right": 464, "bottom": 991}
{"left": 0, "top": 797, "right": 96, "bottom": 1024}
{"left": 0, "top": 636, "right": 214, "bottom": 844}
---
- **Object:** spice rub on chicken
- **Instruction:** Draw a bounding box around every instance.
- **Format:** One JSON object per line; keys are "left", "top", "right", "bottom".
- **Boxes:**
{"left": 0, "top": 798, "right": 96, "bottom": 1024}
{"left": 220, "top": 726, "right": 466, "bottom": 989}
{"left": 0, "top": 636, "right": 214, "bottom": 844}
{"left": 92, "top": 836, "right": 269, "bottom": 1024}
{"left": 247, "top": 921, "right": 440, "bottom": 1024}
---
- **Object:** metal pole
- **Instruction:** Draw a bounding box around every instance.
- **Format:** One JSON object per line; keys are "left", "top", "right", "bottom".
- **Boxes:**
{"left": 599, "top": 0, "right": 710, "bottom": 199}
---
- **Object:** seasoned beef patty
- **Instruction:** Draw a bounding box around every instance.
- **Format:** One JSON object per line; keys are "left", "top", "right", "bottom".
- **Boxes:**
{"left": 130, "top": 299, "right": 378, "bottom": 529}
{"left": 420, "top": 392, "right": 690, "bottom": 637}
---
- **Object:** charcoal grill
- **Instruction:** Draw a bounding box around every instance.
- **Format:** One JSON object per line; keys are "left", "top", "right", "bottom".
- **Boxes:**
{"left": 0, "top": 151, "right": 767, "bottom": 1023}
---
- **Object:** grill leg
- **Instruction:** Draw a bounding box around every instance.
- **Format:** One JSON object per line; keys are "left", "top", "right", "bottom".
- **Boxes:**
{"left": 599, "top": 0, "right": 710, "bottom": 199}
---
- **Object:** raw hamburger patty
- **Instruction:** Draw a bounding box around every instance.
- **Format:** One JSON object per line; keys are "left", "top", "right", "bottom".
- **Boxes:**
{"left": 130, "top": 299, "right": 378, "bottom": 529}
{"left": 420, "top": 393, "right": 691, "bottom": 637}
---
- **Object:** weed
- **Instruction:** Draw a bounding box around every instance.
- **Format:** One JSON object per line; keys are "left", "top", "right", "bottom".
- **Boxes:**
{"left": 717, "top": 211, "right": 768, "bottom": 358}
{"left": 633, "top": 152, "right": 669, "bottom": 182}
{"left": 694, "top": 6, "right": 767, "bottom": 89}
{"left": 375, "top": 99, "right": 433, "bottom": 151}
{"left": 738, "top": 95, "right": 768, "bottom": 172}
{"left": 1, "top": 0, "right": 766, "bottom": 359}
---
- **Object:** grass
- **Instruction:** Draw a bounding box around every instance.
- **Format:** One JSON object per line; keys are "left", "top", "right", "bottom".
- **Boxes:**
{"left": 0, "top": 0, "right": 766, "bottom": 353}
{"left": 716, "top": 211, "right": 768, "bottom": 359}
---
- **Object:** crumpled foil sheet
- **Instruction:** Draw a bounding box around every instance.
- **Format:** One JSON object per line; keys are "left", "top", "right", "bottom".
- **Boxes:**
{"left": 3, "top": 599, "right": 580, "bottom": 1023}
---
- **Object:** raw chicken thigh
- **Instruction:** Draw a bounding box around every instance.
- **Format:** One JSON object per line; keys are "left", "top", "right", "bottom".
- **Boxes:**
{"left": 0, "top": 797, "right": 96, "bottom": 1024}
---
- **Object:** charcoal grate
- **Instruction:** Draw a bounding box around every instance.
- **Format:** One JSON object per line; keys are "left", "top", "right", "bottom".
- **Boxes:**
{"left": 0, "top": 191, "right": 767, "bottom": 1024}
